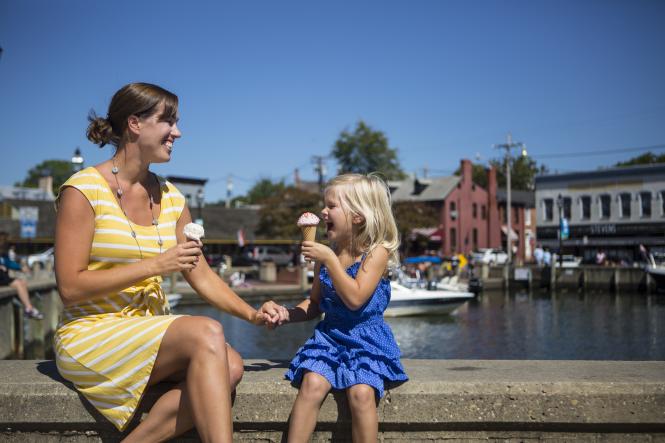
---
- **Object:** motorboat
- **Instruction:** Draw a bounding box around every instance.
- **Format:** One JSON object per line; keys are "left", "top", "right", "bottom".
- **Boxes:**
{"left": 386, "top": 280, "right": 474, "bottom": 317}
{"left": 645, "top": 255, "right": 665, "bottom": 291}
{"left": 166, "top": 293, "right": 182, "bottom": 308}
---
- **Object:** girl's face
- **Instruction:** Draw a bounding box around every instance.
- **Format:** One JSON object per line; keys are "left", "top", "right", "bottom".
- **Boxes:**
{"left": 322, "top": 188, "right": 354, "bottom": 244}
{"left": 135, "top": 102, "right": 181, "bottom": 163}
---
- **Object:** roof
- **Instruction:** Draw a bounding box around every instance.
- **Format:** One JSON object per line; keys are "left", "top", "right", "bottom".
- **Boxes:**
{"left": 389, "top": 176, "right": 461, "bottom": 202}
{"left": 0, "top": 186, "right": 55, "bottom": 201}
{"left": 535, "top": 163, "right": 665, "bottom": 187}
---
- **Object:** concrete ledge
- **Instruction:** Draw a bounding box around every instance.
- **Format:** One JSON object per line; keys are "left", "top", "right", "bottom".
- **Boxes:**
{"left": 1, "top": 360, "right": 665, "bottom": 441}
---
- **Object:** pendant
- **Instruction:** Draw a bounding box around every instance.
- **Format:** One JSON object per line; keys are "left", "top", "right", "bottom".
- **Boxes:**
{"left": 158, "top": 239, "right": 163, "bottom": 246}
{"left": 131, "top": 231, "right": 137, "bottom": 238}
{"left": 112, "top": 166, "right": 119, "bottom": 174}
{"left": 152, "top": 219, "right": 158, "bottom": 225}
{"left": 117, "top": 188, "right": 123, "bottom": 196}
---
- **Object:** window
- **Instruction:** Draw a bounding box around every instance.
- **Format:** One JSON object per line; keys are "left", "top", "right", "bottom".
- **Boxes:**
{"left": 472, "top": 228, "right": 478, "bottom": 250}
{"left": 562, "top": 197, "right": 572, "bottom": 220}
{"left": 450, "top": 227, "right": 457, "bottom": 251}
{"left": 640, "top": 192, "right": 651, "bottom": 217}
{"left": 449, "top": 201, "right": 457, "bottom": 219}
{"left": 481, "top": 205, "right": 487, "bottom": 220}
{"left": 580, "top": 196, "right": 591, "bottom": 220}
{"left": 543, "top": 199, "right": 553, "bottom": 221}
{"left": 514, "top": 207, "right": 519, "bottom": 223}
{"left": 599, "top": 194, "right": 611, "bottom": 219}
{"left": 472, "top": 203, "right": 477, "bottom": 218}
{"left": 619, "top": 193, "right": 631, "bottom": 218}
{"left": 525, "top": 208, "right": 531, "bottom": 225}
{"left": 450, "top": 201, "right": 456, "bottom": 211}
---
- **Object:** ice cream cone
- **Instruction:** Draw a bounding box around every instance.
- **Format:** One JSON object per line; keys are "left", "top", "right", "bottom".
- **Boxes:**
{"left": 301, "top": 225, "right": 317, "bottom": 242}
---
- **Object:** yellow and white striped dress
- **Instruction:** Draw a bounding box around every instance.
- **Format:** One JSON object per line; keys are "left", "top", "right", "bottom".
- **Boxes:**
{"left": 54, "top": 167, "right": 186, "bottom": 431}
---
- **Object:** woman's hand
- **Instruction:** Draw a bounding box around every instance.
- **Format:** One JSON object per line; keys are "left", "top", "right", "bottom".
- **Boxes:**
{"left": 258, "top": 300, "right": 290, "bottom": 329}
{"left": 152, "top": 240, "right": 202, "bottom": 274}
{"left": 301, "top": 241, "right": 335, "bottom": 266}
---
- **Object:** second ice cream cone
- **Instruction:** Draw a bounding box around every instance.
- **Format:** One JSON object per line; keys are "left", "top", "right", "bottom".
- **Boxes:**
{"left": 301, "top": 225, "right": 317, "bottom": 242}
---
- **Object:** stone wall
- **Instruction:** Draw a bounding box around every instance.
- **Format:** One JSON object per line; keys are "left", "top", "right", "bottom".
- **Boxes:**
{"left": 1, "top": 359, "right": 664, "bottom": 442}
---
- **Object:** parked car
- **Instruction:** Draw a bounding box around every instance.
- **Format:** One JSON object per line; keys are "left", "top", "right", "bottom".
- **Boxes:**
{"left": 560, "top": 255, "right": 582, "bottom": 268}
{"left": 27, "top": 247, "right": 54, "bottom": 269}
{"left": 232, "top": 246, "right": 293, "bottom": 267}
{"left": 472, "top": 248, "right": 508, "bottom": 265}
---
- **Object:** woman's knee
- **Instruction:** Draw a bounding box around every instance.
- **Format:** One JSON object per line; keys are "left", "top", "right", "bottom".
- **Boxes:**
{"left": 226, "top": 344, "right": 244, "bottom": 388}
{"left": 299, "top": 372, "right": 330, "bottom": 401}
{"left": 347, "top": 384, "right": 376, "bottom": 410}
{"left": 191, "top": 318, "right": 227, "bottom": 358}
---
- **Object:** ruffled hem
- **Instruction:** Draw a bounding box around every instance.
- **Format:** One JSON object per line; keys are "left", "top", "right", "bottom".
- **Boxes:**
{"left": 285, "top": 343, "right": 408, "bottom": 398}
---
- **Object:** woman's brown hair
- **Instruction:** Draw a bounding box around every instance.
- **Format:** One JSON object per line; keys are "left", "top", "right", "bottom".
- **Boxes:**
{"left": 86, "top": 83, "right": 178, "bottom": 148}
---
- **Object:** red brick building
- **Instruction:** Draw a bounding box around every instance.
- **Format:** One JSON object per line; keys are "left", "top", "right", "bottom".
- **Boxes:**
{"left": 390, "top": 159, "right": 534, "bottom": 263}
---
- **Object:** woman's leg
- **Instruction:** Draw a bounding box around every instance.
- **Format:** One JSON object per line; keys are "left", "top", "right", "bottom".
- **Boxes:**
{"left": 122, "top": 316, "right": 244, "bottom": 443}
{"left": 10, "top": 279, "right": 34, "bottom": 311}
{"left": 287, "top": 371, "right": 331, "bottom": 443}
{"left": 346, "top": 384, "right": 378, "bottom": 443}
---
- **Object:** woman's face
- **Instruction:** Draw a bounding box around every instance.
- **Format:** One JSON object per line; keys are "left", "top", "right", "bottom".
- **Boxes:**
{"left": 136, "top": 102, "right": 181, "bottom": 163}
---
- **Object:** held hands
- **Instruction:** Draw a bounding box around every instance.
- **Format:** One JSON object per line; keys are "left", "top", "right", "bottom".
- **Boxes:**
{"left": 153, "top": 240, "right": 202, "bottom": 274}
{"left": 301, "top": 241, "right": 335, "bottom": 265}
{"left": 258, "top": 300, "right": 290, "bottom": 329}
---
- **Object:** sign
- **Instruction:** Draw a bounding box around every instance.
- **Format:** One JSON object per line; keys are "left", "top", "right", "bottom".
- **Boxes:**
{"left": 514, "top": 267, "right": 531, "bottom": 281}
{"left": 560, "top": 217, "right": 569, "bottom": 240}
{"left": 19, "top": 206, "right": 39, "bottom": 239}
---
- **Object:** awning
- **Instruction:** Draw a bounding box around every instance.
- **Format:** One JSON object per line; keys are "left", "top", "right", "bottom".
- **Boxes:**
{"left": 404, "top": 255, "right": 443, "bottom": 264}
{"left": 501, "top": 225, "right": 519, "bottom": 241}
{"left": 410, "top": 227, "right": 443, "bottom": 241}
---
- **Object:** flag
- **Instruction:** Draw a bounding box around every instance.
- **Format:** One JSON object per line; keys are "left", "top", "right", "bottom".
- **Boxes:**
{"left": 237, "top": 229, "right": 245, "bottom": 247}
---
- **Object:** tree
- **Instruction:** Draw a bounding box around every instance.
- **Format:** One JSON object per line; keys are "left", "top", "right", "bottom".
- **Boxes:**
{"left": 392, "top": 201, "right": 440, "bottom": 255}
{"left": 256, "top": 186, "right": 323, "bottom": 239}
{"left": 615, "top": 152, "right": 665, "bottom": 167}
{"left": 246, "top": 178, "right": 286, "bottom": 204}
{"left": 489, "top": 155, "right": 547, "bottom": 191}
{"left": 332, "top": 121, "right": 406, "bottom": 180}
{"left": 17, "top": 160, "right": 74, "bottom": 194}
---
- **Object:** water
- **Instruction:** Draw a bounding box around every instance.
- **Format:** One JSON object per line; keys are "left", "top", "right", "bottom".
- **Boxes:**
{"left": 173, "top": 290, "right": 665, "bottom": 360}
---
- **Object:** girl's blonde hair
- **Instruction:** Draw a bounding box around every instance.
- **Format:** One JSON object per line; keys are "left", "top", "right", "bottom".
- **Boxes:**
{"left": 326, "top": 173, "right": 400, "bottom": 268}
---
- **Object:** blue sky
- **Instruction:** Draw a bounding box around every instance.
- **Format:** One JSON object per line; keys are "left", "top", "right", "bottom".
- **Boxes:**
{"left": 1, "top": 0, "right": 664, "bottom": 202}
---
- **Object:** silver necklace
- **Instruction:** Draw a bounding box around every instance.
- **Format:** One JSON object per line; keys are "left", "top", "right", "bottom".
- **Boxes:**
{"left": 111, "top": 158, "right": 164, "bottom": 259}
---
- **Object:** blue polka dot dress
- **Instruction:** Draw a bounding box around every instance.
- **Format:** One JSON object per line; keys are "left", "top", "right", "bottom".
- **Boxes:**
{"left": 285, "top": 260, "right": 408, "bottom": 398}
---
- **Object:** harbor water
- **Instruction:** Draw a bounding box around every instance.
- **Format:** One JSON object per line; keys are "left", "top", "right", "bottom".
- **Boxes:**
{"left": 174, "top": 289, "right": 665, "bottom": 361}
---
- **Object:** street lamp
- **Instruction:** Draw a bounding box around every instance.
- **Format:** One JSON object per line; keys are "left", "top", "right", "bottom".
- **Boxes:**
{"left": 71, "top": 147, "right": 84, "bottom": 172}
{"left": 196, "top": 188, "right": 204, "bottom": 225}
{"left": 557, "top": 193, "right": 564, "bottom": 268}
{"left": 493, "top": 133, "right": 527, "bottom": 266}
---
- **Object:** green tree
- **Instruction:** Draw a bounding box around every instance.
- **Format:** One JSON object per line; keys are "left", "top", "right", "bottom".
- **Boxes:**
{"left": 332, "top": 121, "right": 406, "bottom": 180}
{"left": 17, "top": 159, "right": 74, "bottom": 194}
{"left": 256, "top": 186, "right": 323, "bottom": 239}
{"left": 246, "top": 178, "right": 286, "bottom": 204}
{"left": 489, "top": 155, "right": 547, "bottom": 191}
{"left": 615, "top": 152, "right": 665, "bottom": 167}
{"left": 392, "top": 201, "right": 440, "bottom": 254}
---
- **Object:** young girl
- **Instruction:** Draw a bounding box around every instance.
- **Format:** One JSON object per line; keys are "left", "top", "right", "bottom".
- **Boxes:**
{"left": 261, "top": 173, "right": 408, "bottom": 442}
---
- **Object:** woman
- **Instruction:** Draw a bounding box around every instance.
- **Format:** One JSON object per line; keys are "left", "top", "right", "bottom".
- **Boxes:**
{"left": 54, "top": 83, "right": 266, "bottom": 442}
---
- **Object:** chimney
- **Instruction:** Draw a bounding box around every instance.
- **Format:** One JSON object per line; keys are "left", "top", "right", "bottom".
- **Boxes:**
{"left": 38, "top": 176, "right": 55, "bottom": 198}
{"left": 461, "top": 159, "right": 472, "bottom": 184}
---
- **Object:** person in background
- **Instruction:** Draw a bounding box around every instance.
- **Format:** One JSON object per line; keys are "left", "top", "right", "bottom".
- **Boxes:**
{"left": 0, "top": 232, "right": 42, "bottom": 319}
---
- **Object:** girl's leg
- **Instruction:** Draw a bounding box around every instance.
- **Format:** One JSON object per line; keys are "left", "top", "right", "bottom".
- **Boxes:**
{"left": 10, "top": 279, "right": 34, "bottom": 311}
{"left": 287, "top": 371, "right": 331, "bottom": 443}
{"left": 122, "top": 316, "right": 244, "bottom": 443}
{"left": 346, "top": 384, "right": 378, "bottom": 443}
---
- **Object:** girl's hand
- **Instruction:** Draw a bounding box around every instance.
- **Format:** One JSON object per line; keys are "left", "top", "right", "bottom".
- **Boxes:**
{"left": 152, "top": 240, "right": 202, "bottom": 274}
{"left": 301, "top": 241, "right": 335, "bottom": 266}
{"left": 258, "top": 300, "right": 290, "bottom": 329}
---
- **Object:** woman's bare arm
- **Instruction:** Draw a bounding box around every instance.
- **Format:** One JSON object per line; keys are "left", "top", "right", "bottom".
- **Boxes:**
{"left": 177, "top": 206, "right": 263, "bottom": 324}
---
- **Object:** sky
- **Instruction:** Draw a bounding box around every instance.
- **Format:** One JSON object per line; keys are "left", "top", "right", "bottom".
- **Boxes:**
{"left": 1, "top": 0, "right": 664, "bottom": 203}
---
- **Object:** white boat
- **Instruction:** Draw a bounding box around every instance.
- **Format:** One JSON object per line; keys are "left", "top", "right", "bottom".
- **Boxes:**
{"left": 385, "top": 281, "right": 474, "bottom": 317}
{"left": 166, "top": 293, "right": 182, "bottom": 308}
{"left": 645, "top": 254, "right": 665, "bottom": 292}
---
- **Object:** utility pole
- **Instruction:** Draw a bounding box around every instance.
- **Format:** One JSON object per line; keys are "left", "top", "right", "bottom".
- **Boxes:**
{"left": 493, "top": 133, "right": 527, "bottom": 267}
{"left": 312, "top": 155, "right": 326, "bottom": 192}
{"left": 225, "top": 175, "right": 233, "bottom": 208}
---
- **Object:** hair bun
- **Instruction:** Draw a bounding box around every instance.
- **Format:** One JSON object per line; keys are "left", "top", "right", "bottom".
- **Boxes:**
{"left": 86, "top": 112, "right": 115, "bottom": 147}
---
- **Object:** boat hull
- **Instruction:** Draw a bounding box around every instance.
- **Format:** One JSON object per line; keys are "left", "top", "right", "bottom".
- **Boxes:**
{"left": 386, "top": 281, "right": 474, "bottom": 317}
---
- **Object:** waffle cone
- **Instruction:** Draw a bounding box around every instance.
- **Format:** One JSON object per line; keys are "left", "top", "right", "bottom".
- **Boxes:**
{"left": 300, "top": 225, "right": 317, "bottom": 242}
